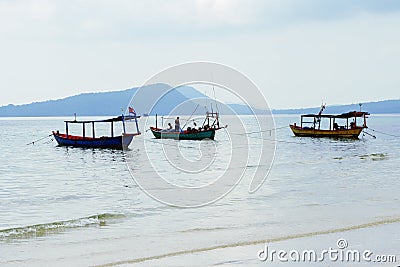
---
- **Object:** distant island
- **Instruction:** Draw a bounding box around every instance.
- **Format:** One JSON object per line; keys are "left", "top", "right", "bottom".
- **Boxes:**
{"left": 0, "top": 84, "right": 262, "bottom": 117}
{"left": 0, "top": 83, "right": 399, "bottom": 116}
{"left": 273, "top": 99, "right": 400, "bottom": 115}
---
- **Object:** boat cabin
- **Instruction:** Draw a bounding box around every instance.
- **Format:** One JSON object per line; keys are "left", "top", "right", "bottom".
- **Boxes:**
{"left": 297, "top": 111, "right": 369, "bottom": 131}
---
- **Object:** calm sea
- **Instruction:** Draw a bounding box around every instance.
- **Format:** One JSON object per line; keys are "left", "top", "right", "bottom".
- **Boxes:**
{"left": 0, "top": 115, "right": 399, "bottom": 266}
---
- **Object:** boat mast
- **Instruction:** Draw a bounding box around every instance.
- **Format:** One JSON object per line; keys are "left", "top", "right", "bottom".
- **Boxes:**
{"left": 317, "top": 103, "right": 326, "bottom": 130}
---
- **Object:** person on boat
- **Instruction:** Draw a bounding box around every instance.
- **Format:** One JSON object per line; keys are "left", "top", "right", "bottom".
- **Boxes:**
{"left": 175, "top": 117, "right": 180, "bottom": 132}
{"left": 333, "top": 122, "right": 339, "bottom": 130}
{"left": 160, "top": 123, "right": 173, "bottom": 132}
{"left": 186, "top": 126, "right": 197, "bottom": 133}
{"left": 191, "top": 122, "right": 198, "bottom": 133}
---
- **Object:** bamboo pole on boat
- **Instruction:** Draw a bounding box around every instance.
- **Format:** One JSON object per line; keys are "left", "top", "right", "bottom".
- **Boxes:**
{"left": 66, "top": 122, "right": 69, "bottom": 138}
{"left": 364, "top": 114, "right": 367, "bottom": 128}
{"left": 122, "top": 114, "right": 126, "bottom": 134}
{"left": 134, "top": 114, "right": 140, "bottom": 134}
{"left": 182, "top": 104, "right": 199, "bottom": 129}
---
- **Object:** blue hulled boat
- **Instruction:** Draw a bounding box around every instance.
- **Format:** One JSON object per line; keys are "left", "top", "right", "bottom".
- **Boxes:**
{"left": 53, "top": 112, "right": 141, "bottom": 150}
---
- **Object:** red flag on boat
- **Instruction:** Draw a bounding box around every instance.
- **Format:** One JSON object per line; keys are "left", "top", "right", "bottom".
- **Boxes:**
{"left": 128, "top": 107, "right": 136, "bottom": 114}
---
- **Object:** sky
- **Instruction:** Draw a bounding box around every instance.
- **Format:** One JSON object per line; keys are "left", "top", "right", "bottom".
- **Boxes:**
{"left": 1, "top": 0, "right": 400, "bottom": 109}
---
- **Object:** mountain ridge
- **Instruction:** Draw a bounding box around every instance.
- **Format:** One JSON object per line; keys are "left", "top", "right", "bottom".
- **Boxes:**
{"left": 0, "top": 84, "right": 266, "bottom": 117}
{"left": 272, "top": 99, "right": 400, "bottom": 114}
{"left": 1, "top": 85, "right": 399, "bottom": 116}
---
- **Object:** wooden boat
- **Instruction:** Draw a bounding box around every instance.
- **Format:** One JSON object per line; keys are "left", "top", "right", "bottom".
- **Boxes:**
{"left": 52, "top": 132, "right": 137, "bottom": 149}
{"left": 149, "top": 127, "right": 216, "bottom": 140}
{"left": 149, "top": 111, "right": 225, "bottom": 140}
{"left": 290, "top": 108, "right": 370, "bottom": 138}
{"left": 53, "top": 112, "right": 141, "bottom": 149}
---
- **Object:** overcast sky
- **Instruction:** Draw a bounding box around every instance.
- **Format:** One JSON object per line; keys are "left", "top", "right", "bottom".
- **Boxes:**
{"left": 1, "top": 0, "right": 400, "bottom": 109}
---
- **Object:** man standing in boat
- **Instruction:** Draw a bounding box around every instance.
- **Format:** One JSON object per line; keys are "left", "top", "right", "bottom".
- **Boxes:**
{"left": 175, "top": 117, "right": 180, "bottom": 132}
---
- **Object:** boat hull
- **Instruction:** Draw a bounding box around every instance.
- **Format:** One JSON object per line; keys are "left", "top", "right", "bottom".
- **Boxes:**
{"left": 289, "top": 125, "right": 363, "bottom": 138}
{"left": 52, "top": 132, "right": 135, "bottom": 149}
{"left": 150, "top": 127, "right": 216, "bottom": 140}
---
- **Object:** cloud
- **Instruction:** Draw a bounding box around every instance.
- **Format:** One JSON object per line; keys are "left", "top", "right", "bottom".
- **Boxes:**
{"left": 0, "top": 0, "right": 56, "bottom": 36}
{"left": 2, "top": 0, "right": 400, "bottom": 41}
{"left": 283, "top": 0, "right": 400, "bottom": 21}
{"left": 244, "top": 10, "right": 400, "bottom": 108}
{"left": 1, "top": 0, "right": 400, "bottom": 107}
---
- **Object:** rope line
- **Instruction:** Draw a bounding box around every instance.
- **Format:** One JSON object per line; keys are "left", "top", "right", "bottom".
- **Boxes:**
{"left": 368, "top": 128, "right": 400, "bottom": 138}
{"left": 362, "top": 130, "right": 376, "bottom": 139}
{"left": 26, "top": 134, "right": 53, "bottom": 145}
{"left": 232, "top": 126, "right": 288, "bottom": 136}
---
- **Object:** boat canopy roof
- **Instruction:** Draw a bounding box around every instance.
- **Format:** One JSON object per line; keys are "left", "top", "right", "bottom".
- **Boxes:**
{"left": 64, "top": 115, "right": 140, "bottom": 123}
{"left": 301, "top": 111, "right": 369, "bottom": 119}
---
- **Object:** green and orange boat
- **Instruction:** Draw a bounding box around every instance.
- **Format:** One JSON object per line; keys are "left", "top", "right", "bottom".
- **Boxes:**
{"left": 150, "top": 111, "right": 226, "bottom": 140}
{"left": 149, "top": 127, "right": 218, "bottom": 140}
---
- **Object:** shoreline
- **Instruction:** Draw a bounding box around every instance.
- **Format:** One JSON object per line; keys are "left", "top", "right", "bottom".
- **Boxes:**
{"left": 95, "top": 217, "right": 400, "bottom": 267}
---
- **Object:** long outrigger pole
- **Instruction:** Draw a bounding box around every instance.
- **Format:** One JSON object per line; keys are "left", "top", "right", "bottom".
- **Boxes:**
{"left": 182, "top": 104, "right": 200, "bottom": 129}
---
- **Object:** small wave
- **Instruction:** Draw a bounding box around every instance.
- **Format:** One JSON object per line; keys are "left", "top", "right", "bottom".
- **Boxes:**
{"left": 359, "top": 153, "right": 388, "bottom": 161}
{"left": 212, "top": 259, "right": 249, "bottom": 265}
{"left": 334, "top": 153, "right": 389, "bottom": 161}
{"left": 96, "top": 216, "right": 400, "bottom": 267}
{"left": 180, "top": 226, "right": 228, "bottom": 233}
{"left": 0, "top": 213, "right": 125, "bottom": 240}
{"left": 303, "top": 203, "right": 321, "bottom": 207}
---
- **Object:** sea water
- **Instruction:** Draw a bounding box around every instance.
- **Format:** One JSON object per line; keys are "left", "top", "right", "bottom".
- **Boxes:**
{"left": 0, "top": 115, "right": 399, "bottom": 266}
